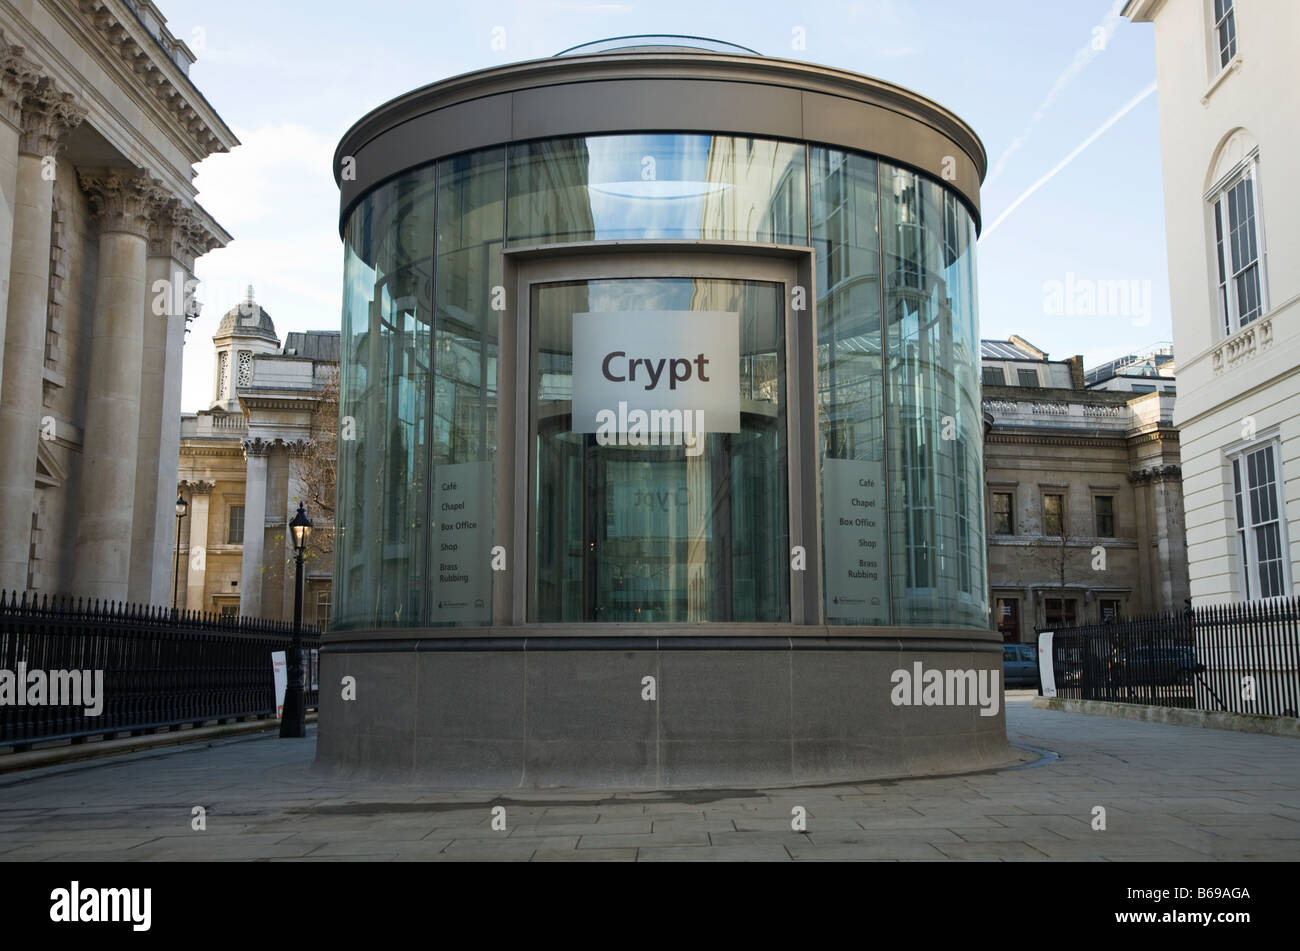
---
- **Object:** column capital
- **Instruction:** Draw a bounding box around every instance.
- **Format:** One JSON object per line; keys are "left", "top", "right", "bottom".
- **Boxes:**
{"left": 179, "top": 479, "right": 215, "bottom": 495}
{"left": 147, "top": 193, "right": 197, "bottom": 268}
{"left": 242, "top": 437, "right": 272, "bottom": 459}
{"left": 79, "top": 167, "right": 158, "bottom": 238}
{"left": 284, "top": 438, "right": 311, "bottom": 457}
{"left": 183, "top": 215, "right": 224, "bottom": 266}
{"left": 0, "top": 33, "right": 41, "bottom": 131}
{"left": 18, "top": 76, "right": 84, "bottom": 157}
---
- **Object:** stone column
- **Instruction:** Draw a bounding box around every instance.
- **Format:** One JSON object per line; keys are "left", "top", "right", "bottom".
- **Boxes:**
{"left": 72, "top": 168, "right": 156, "bottom": 602}
{"left": 132, "top": 198, "right": 214, "bottom": 604}
{"left": 184, "top": 480, "right": 212, "bottom": 612}
{"left": 0, "top": 77, "right": 83, "bottom": 592}
{"left": 0, "top": 39, "right": 39, "bottom": 400}
{"left": 239, "top": 438, "right": 270, "bottom": 617}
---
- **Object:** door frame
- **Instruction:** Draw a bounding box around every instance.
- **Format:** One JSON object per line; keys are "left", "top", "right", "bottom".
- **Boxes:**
{"left": 498, "top": 241, "right": 820, "bottom": 626}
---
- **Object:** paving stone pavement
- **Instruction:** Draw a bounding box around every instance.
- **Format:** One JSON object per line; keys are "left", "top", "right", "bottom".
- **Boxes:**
{"left": 0, "top": 692, "right": 1296, "bottom": 862}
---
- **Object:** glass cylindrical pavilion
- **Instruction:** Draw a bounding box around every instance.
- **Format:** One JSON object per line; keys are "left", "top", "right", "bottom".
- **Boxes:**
{"left": 323, "top": 38, "right": 1010, "bottom": 787}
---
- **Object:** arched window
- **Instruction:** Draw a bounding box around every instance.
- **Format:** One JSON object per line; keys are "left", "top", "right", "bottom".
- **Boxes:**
{"left": 1206, "top": 129, "right": 1267, "bottom": 337}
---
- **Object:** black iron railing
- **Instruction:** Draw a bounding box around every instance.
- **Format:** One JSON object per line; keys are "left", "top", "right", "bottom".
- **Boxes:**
{"left": 0, "top": 591, "right": 320, "bottom": 751}
{"left": 1041, "top": 597, "right": 1300, "bottom": 717}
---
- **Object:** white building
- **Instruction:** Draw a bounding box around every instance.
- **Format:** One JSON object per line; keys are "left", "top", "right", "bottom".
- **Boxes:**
{"left": 0, "top": 1, "right": 234, "bottom": 602}
{"left": 1124, "top": 0, "right": 1299, "bottom": 603}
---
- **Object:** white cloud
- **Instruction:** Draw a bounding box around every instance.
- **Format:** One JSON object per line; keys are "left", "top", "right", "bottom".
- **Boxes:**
{"left": 181, "top": 122, "right": 343, "bottom": 413}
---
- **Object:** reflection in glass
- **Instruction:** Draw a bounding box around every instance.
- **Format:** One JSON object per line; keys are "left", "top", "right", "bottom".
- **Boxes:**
{"left": 812, "top": 149, "right": 887, "bottom": 625}
{"left": 508, "top": 135, "right": 806, "bottom": 245}
{"left": 335, "top": 165, "right": 435, "bottom": 630}
{"left": 429, "top": 149, "right": 504, "bottom": 625}
{"left": 532, "top": 278, "right": 788, "bottom": 622}
{"left": 883, "top": 162, "right": 986, "bottom": 628}
{"left": 334, "top": 134, "right": 987, "bottom": 632}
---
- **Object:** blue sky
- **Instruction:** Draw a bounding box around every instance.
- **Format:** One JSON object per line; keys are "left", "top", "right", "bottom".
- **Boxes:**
{"left": 164, "top": 0, "right": 1170, "bottom": 412}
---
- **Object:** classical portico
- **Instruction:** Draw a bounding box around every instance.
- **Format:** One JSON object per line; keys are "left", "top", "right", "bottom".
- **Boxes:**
{"left": 0, "top": 2, "right": 236, "bottom": 602}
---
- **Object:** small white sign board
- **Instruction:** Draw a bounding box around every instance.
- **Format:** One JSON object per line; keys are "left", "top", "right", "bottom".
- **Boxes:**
{"left": 272, "top": 650, "right": 287, "bottom": 718}
{"left": 1037, "top": 631, "right": 1056, "bottom": 698}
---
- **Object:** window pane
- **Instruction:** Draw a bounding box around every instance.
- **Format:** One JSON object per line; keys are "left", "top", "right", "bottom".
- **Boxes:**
{"left": 1017, "top": 369, "right": 1039, "bottom": 388}
{"left": 982, "top": 367, "right": 1005, "bottom": 386}
{"left": 1095, "top": 495, "right": 1114, "bottom": 536}
{"left": 991, "top": 492, "right": 1013, "bottom": 535}
{"left": 1044, "top": 493, "right": 1064, "bottom": 535}
{"left": 227, "top": 505, "right": 244, "bottom": 545}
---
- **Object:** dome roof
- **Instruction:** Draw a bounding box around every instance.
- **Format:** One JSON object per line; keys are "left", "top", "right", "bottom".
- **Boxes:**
{"left": 554, "top": 35, "right": 761, "bottom": 56}
{"left": 215, "top": 285, "right": 278, "bottom": 343}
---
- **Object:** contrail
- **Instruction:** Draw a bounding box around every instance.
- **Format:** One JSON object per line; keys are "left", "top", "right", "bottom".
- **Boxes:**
{"left": 986, "top": 0, "right": 1127, "bottom": 187}
{"left": 981, "top": 80, "right": 1157, "bottom": 240}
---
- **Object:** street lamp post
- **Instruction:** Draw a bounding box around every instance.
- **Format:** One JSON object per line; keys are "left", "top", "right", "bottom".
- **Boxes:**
{"left": 172, "top": 494, "right": 188, "bottom": 616}
{"left": 281, "top": 501, "right": 313, "bottom": 738}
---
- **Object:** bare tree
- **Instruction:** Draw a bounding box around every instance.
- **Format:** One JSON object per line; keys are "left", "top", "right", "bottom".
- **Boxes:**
{"left": 296, "top": 367, "right": 338, "bottom": 556}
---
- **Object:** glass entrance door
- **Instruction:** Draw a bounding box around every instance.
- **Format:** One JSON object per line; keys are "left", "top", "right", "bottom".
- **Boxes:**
{"left": 531, "top": 276, "right": 789, "bottom": 623}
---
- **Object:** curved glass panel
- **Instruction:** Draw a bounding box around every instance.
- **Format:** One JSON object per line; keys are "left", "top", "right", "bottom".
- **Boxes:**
{"left": 507, "top": 135, "right": 806, "bottom": 246}
{"left": 811, "top": 149, "right": 888, "bottom": 625}
{"left": 531, "top": 277, "right": 789, "bottom": 622}
{"left": 335, "top": 165, "right": 435, "bottom": 630}
{"left": 429, "top": 148, "right": 503, "bottom": 625}
{"left": 882, "top": 162, "right": 986, "bottom": 628}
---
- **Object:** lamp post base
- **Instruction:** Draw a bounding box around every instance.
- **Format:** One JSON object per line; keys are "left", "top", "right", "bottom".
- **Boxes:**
{"left": 280, "top": 686, "right": 307, "bottom": 738}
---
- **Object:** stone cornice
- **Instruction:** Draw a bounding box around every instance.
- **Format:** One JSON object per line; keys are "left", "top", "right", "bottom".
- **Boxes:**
{"left": 178, "top": 443, "right": 244, "bottom": 458}
{"left": 238, "top": 393, "right": 326, "bottom": 414}
{"left": 79, "top": 167, "right": 157, "bottom": 237}
{"left": 984, "top": 431, "right": 1127, "bottom": 450}
{"left": 18, "top": 75, "right": 86, "bottom": 156}
{"left": 71, "top": 0, "right": 237, "bottom": 161}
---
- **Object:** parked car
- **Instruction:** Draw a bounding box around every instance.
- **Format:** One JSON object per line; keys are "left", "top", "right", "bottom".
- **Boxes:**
{"left": 1002, "top": 643, "right": 1039, "bottom": 688}
{"left": 1114, "top": 646, "right": 1204, "bottom": 686}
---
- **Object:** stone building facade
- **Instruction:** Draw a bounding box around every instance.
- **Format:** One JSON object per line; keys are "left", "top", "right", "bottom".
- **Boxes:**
{"left": 0, "top": 0, "right": 234, "bottom": 602}
{"left": 176, "top": 292, "right": 336, "bottom": 624}
{"left": 982, "top": 338, "right": 1190, "bottom": 642}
